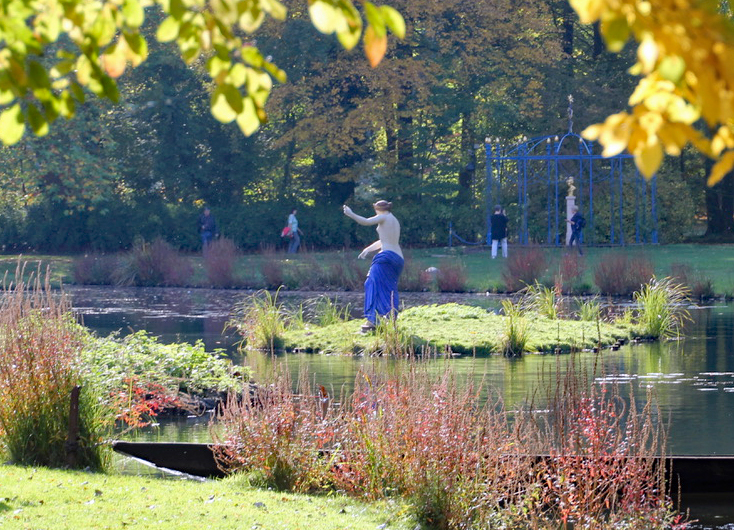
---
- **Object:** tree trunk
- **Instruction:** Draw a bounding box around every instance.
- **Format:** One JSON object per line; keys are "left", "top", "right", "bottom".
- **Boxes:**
{"left": 705, "top": 160, "right": 734, "bottom": 238}
{"left": 457, "top": 110, "right": 475, "bottom": 205}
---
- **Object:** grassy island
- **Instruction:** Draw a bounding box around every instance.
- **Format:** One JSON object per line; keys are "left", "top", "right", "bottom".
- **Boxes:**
{"left": 281, "top": 303, "right": 639, "bottom": 356}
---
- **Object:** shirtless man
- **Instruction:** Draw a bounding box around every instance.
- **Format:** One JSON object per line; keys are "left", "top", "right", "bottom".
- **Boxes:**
{"left": 343, "top": 200, "right": 404, "bottom": 332}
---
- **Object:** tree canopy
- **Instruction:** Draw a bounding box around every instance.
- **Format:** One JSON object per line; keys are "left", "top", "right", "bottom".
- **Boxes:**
{"left": 0, "top": 0, "right": 404, "bottom": 145}
{"left": 571, "top": 0, "right": 734, "bottom": 184}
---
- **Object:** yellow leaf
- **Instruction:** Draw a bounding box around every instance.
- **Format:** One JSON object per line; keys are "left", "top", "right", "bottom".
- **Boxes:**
{"left": 708, "top": 150, "right": 734, "bottom": 186}
{"left": 364, "top": 25, "right": 387, "bottom": 68}
{"left": 634, "top": 139, "right": 663, "bottom": 179}
{"left": 569, "top": 0, "right": 604, "bottom": 24}
{"left": 0, "top": 104, "right": 25, "bottom": 145}
{"left": 236, "top": 97, "right": 261, "bottom": 136}
{"left": 102, "top": 44, "right": 127, "bottom": 78}
{"left": 380, "top": 6, "right": 405, "bottom": 39}
{"left": 308, "top": 0, "right": 338, "bottom": 34}
{"left": 637, "top": 36, "right": 658, "bottom": 73}
{"left": 211, "top": 86, "right": 238, "bottom": 123}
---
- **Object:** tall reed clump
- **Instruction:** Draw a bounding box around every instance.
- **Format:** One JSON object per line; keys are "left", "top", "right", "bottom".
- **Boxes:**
{"left": 436, "top": 260, "right": 468, "bottom": 292}
{"left": 500, "top": 299, "right": 529, "bottom": 357}
{"left": 502, "top": 246, "right": 547, "bottom": 292}
{"left": 113, "top": 237, "right": 194, "bottom": 287}
{"left": 670, "top": 262, "right": 715, "bottom": 299}
{"left": 593, "top": 254, "right": 654, "bottom": 296}
{"left": 227, "top": 289, "right": 287, "bottom": 352}
{"left": 556, "top": 252, "right": 587, "bottom": 293}
{"left": 0, "top": 265, "right": 112, "bottom": 469}
{"left": 523, "top": 357, "right": 674, "bottom": 529}
{"left": 73, "top": 253, "right": 119, "bottom": 285}
{"left": 203, "top": 237, "right": 240, "bottom": 287}
{"left": 634, "top": 277, "right": 692, "bottom": 339}
{"left": 521, "top": 280, "right": 563, "bottom": 319}
{"left": 212, "top": 367, "right": 344, "bottom": 492}
{"left": 213, "top": 360, "right": 681, "bottom": 529}
{"left": 577, "top": 296, "right": 602, "bottom": 322}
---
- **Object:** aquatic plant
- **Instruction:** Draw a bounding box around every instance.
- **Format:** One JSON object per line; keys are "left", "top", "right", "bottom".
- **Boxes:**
{"left": 500, "top": 299, "right": 529, "bottom": 357}
{"left": 521, "top": 280, "right": 562, "bottom": 320}
{"left": 214, "top": 359, "right": 681, "bottom": 529}
{"left": 634, "top": 277, "right": 692, "bottom": 339}
{"left": 577, "top": 296, "right": 602, "bottom": 322}
{"left": 228, "top": 289, "right": 287, "bottom": 351}
{"left": 0, "top": 264, "right": 112, "bottom": 469}
{"left": 310, "top": 296, "right": 352, "bottom": 327}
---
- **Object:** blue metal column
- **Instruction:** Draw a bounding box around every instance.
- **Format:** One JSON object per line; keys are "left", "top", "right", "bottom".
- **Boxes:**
{"left": 485, "top": 141, "right": 494, "bottom": 245}
{"left": 618, "top": 158, "right": 625, "bottom": 246}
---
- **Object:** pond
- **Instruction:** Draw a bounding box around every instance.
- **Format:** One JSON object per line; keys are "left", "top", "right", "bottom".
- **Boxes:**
{"left": 67, "top": 285, "right": 734, "bottom": 455}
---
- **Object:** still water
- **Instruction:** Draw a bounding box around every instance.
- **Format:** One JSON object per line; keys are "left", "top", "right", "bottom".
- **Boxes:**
{"left": 67, "top": 286, "right": 734, "bottom": 455}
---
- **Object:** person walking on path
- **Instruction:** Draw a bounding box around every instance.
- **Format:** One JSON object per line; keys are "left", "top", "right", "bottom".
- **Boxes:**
{"left": 198, "top": 207, "right": 217, "bottom": 253}
{"left": 567, "top": 205, "right": 585, "bottom": 255}
{"left": 490, "top": 205, "right": 508, "bottom": 258}
{"left": 286, "top": 208, "right": 303, "bottom": 254}
{"left": 343, "top": 200, "right": 404, "bottom": 333}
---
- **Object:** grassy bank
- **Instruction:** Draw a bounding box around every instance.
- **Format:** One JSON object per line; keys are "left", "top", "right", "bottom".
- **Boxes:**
{"left": 0, "top": 465, "right": 413, "bottom": 530}
{"left": 4, "top": 243, "right": 734, "bottom": 296}
{"left": 282, "top": 303, "right": 637, "bottom": 355}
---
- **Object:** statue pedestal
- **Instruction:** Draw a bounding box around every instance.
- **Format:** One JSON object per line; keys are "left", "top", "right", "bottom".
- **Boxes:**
{"left": 565, "top": 196, "right": 576, "bottom": 245}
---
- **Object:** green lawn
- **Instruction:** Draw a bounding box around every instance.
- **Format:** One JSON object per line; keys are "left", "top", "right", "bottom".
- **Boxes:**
{"left": 0, "top": 465, "right": 414, "bottom": 530}
{"left": 5, "top": 243, "right": 734, "bottom": 295}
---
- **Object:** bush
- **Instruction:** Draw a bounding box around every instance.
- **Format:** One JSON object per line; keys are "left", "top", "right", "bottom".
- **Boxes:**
{"left": 436, "top": 260, "right": 468, "bottom": 293}
{"left": 0, "top": 265, "right": 112, "bottom": 469}
{"left": 502, "top": 247, "right": 547, "bottom": 292}
{"left": 204, "top": 237, "right": 240, "bottom": 287}
{"left": 670, "top": 262, "right": 715, "bottom": 299}
{"left": 73, "top": 253, "right": 119, "bottom": 285}
{"left": 227, "top": 289, "right": 287, "bottom": 352}
{"left": 113, "top": 237, "right": 194, "bottom": 287}
{"left": 555, "top": 253, "right": 586, "bottom": 294}
{"left": 213, "top": 361, "right": 677, "bottom": 528}
{"left": 593, "top": 254, "right": 654, "bottom": 295}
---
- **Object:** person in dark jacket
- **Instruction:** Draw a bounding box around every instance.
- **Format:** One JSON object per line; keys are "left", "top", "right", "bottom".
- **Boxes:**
{"left": 490, "top": 205, "right": 508, "bottom": 259}
{"left": 198, "top": 207, "right": 217, "bottom": 252}
{"left": 567, "top": 205, "right": 585, "bottom": 255}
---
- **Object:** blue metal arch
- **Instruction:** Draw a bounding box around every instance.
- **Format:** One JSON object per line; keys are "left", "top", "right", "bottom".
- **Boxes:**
{"left": 483, "top": 128, "right": 658, "bottom": 247}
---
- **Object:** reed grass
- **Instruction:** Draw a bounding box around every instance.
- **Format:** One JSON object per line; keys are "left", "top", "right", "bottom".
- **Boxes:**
{"left": 634, "top": 277, "right": 692, "bottom": 339}
{"left": 500, "top": 299, "right": 529, "bottom": 357}
{"left": 213, "top": 358, "right": 682, "bottom": 529}
{"left": 577, "top": 296, "right": 602, "bottom": 322}
{"left": 0, "top": 264, "right": 112, "bottom": 469}
{"left": 227, "top": 289, "right": 287, "bottom": 352}
{"left": 521, "top": 280, "right": 563, "bottom": 319}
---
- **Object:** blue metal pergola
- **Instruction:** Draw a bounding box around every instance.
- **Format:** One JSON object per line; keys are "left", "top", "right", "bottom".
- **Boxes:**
{"left": 482, "top": 97, "right": 658, "bottom": 247}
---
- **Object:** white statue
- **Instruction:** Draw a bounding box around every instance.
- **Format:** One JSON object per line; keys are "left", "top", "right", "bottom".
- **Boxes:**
{"left": 566, "top": 177, "right": 576, "bottom": 198}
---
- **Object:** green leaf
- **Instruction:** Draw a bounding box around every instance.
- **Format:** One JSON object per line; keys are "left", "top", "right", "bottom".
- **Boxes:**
{"left": 211, "top": 86, "right": 239, "bottom": 123}
{"left": 228, "top": 63, "right": 247, "bottom": 87}
{"left": 0, "top": 104, "right": 25, "bottom": 145}
{"left": 123, "top": 0, "right": 145, "bottom": 29}
{"left": 169, "top": 0, "right": 187, "bottom": 19}
{"left": 263, "top": 62, "right": 287, "bottom": 84}
{"left": 241, "top": 46, "right": 264, "bottom": 67}
{"left": 0, "top": 90, "right": 14, "bottom": 105}
{"left": 157, "top": 16, "right": 180, "bottom": 42}
{"left": 658, "top": 55, "right": 686, "bottom": 84}
{"left": 59, "top": 91, "right": 76, "bottom": 118}
{"left": 309, "top": 0, "right": 338, "bottom": 34}
{"left": 236, "top": 97, "right": 261, "bottom": 135}
{"left": 601, "top": 16, "right": 629, "bottom": 53}
{"left": 379, "top": 5, "right": 404, "bottom": 39}
{"left": 263, "top": 0, "right": 287, "bottom": 20}
{"left": 28, "top": 60, "right": 51, "bottom": 89}
{"left": 71, "top": 82, "right": 86, "bottom": 103}
{"left": 100, "top": 76, "right": 120, "bottom": 102}
{"left": 363, "top": 2, "right": 386, "bottom": 37}
{"left": 27, "top": 104, "right": 49, "bottom": 136}
{"left": 51, "top": 59, "right": 75, "bottom": 77}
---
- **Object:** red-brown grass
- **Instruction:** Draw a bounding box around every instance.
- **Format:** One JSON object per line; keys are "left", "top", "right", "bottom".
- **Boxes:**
{"left": 503, "top": 246, "right": 548, "bottom": 292}
{"left": 593, "top": 254, "right": 654, "bottom": 296}
{"left": 113, "top": 237, "right": 194, "bottom": 287}
{"left": 73, "top": 253, "right": 119, "bottom": 285}
{"left": 204, "top": 237, "right": 240, "bottom": 287}
{"left": 0, "top": 264, "right": 110, "bottom": 469}
{"left": 436, "top": 260, "right": 468, "bottom": 292}
{"left": 212, "top": 359, "right": 680, "bottom": 528}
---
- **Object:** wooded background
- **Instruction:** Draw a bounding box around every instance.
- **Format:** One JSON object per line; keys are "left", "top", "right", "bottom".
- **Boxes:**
{"left": 0, "top": 0, "right": 720, "bottom": 252}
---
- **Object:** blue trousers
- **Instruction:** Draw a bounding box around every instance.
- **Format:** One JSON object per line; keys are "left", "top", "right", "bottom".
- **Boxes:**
{"left": 364, "top": 251, "right": 404, "bottom": 324}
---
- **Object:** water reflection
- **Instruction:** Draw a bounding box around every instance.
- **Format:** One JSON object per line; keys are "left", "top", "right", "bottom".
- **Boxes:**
{"left": 66, "top": 286, "right": 734, "bottom": 454}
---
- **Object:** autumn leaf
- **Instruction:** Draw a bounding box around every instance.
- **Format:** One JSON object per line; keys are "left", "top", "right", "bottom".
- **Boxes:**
{"left": 364, "top": 25, "right": 387, "bottom": 68}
